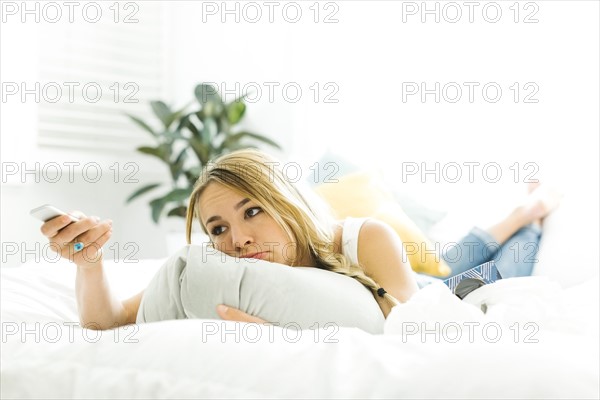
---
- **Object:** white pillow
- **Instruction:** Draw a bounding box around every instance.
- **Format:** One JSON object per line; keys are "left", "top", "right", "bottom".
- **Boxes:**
{"left": 137, "top": 245, "right": 386, "bottom": 334}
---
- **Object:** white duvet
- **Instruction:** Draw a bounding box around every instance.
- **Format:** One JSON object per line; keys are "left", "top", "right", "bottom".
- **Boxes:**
{"left": 1, "top": 257, "right": 599, "bottom": 399}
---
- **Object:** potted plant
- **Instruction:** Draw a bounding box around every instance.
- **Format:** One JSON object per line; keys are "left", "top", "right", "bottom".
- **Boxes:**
{"left": 125, "top": 83, "right": 282, "bottom": 241}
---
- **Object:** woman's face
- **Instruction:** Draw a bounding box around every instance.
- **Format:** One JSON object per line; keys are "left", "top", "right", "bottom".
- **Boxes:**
{"left": 198, "top": 182, "right": 301, "bottom": 265}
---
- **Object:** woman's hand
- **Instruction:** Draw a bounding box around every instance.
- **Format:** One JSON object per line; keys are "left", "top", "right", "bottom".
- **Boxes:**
{"left": 216, "top": 305, "right": 269, "bottom": 324}
{"left": 40, "top": 211, "right": 113, "bottom": 269}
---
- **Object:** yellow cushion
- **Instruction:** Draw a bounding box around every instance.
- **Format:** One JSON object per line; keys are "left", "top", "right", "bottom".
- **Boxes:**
{"left": 313, "top": 171, "right": 451, "bottom": 277}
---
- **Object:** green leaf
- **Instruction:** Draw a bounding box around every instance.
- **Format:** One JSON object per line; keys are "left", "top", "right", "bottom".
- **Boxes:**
{"left": 161, "top": 130, "right": 186, "bottom": 140}
{"left": 201, "top": 118, "right": 218, "bottom": 144}
{"left": 151, "top": 102, "right": 189, "bottom": 131}
{"left": 162, "top": 187, "right": 194, "bottom": 203}
{"left": 137, "top": 144, "right": 171, "bottom": 163}
{"left": 189, "top": 137, "right": 210, "bottom": 165}
{"left": 126, "top": 183, "right": 162, "bottom": 203}
{"left": 218, "top": 114, "right": 230, "bottom": 135}
{"left": 194, "top": 83, "right": 223, "bottom": 106}
{"left": 150, "top": 101, "right": 173, "bottom": 128}
{"left": 149, "top": 197, "right": 167, "bottom": 223}
{"left": 126, "top": 114, "right": 156, "bottom": 136}
{"left": 149, "top": 187, "right": 191, "bottom": 223}
{"left": 170, "top": 148, "right": 188, "bottom": 180}
{"left": 164, "top": 104, "right": 191, "bottom": 130}
{"left": 174, "top": 147, "right": 188, "bottom": 165}
{"left": 226, "top": 101, "right": 246, "bottom": 124}
{"left": 194, "top": 84, "right": 224, "bottom": 118}
{"left": 167, "top": 205, "right": 188, "bottom": 218}
{"left": 177, "top": 114, "right": 201, "bottom": 138}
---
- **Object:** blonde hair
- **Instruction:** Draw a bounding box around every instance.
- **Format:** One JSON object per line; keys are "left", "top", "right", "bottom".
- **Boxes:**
{"left": 185, "top": 148, "right": 399, "bottom": 309}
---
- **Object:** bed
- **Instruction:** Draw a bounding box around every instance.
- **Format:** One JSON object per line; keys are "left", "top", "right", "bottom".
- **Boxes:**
{"left": 2, "top": 195, "right": 599, "bottom": 399}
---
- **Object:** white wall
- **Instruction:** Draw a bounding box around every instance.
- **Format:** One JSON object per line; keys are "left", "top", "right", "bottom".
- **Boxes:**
{"left": 167, "top": 0, "right": 598, "bottom": 229}
{"left": 169, "top": 1, "right": 598, "bottom": 185}
{"left": 2, "top": 1, "right": 598, "bottom": 267}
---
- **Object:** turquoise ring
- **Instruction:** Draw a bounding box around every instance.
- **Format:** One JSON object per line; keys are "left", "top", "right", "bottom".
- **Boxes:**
{"left": 74, "top": 242, "right": 84, "bottom": 252}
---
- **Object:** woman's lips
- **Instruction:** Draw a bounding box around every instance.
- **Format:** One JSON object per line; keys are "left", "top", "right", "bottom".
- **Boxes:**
{"left": 242, "top": 252, "right": 268, "bottom": 260}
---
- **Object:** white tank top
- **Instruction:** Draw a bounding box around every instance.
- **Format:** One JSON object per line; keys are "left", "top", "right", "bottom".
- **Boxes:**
{"left": 340, "top": 217, "right": 395, "bottom": 299}
{"left": 341, "top": 217, "right": 370, "bottom": 266}
{"left": 341, "top": 219, "right": 434, "bottom": 290}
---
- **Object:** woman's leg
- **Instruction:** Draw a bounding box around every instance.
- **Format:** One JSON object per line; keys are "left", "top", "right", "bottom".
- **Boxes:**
{"left": 414, "top": 227, "right": 501, "bottom": 288}
{"left": 440, "top": 226, "right": 503, "bottom": 277}
{"left": 415, "top": 223, "right": 542, "bottom": 288}
{"left": 440, "top": 183, "right": 560, "bottom": 278}
{"left": 415, "top": 183, "right": 560, "bottom": 288}
{"left": 491, "top": 223, "right": 542, "bottom": 278}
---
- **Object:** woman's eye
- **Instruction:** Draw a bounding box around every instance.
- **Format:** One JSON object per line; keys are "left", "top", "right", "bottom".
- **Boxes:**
{"left": 211, "top": 226, "right": 226, "bottom": 236}
{"left": 246, "top": 207, "right": 262, "bottom": 218}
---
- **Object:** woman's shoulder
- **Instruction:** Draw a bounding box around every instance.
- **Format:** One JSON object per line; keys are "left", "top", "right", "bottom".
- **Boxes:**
{"left": 331, "top": 217, "right": 373, "bottom": 253}
{"left": 333, "top": 217, "right": 393, "bottom": 249}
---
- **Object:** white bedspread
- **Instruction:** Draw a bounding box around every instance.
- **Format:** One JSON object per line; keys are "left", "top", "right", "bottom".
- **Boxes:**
{"left": 1, "top": 258, "right": 599, "bottom": 399}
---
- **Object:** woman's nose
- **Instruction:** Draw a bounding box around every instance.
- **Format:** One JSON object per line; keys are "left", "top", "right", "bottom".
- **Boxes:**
{"left": 230, "top": 226, "right": 254, "bottom": 250}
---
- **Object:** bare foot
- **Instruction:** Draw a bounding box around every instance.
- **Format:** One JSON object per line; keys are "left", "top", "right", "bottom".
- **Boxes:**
{"left": 484, "top": 182, "right": 563, "bottom": 245}
{"left": 521, "top": 182, "right": 563, "bottom": 227}
{"left": 527, "top": 181, "right": 541, "bottom": 194}
{"left": 527, "top": 181, "right": 543, "bottom": 226}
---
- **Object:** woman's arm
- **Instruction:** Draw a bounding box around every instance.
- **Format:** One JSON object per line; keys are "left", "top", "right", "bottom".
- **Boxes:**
{"left": 356, "top": 218, "right": 419, "bottom": 304}
{"left": 41, "top": 212, "right": 140, "bottom": 330}
{"left": 75, "top": 265, "right": 141, "bottom": 329}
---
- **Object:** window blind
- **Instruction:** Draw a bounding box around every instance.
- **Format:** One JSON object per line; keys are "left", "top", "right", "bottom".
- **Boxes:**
{"left": 36, "top": 2, "right": 168, "bottom": 151}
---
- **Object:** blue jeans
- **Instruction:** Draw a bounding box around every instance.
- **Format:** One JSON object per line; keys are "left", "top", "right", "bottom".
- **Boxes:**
{"left": 415, "top": 224, "right": 542, "bottom": 288}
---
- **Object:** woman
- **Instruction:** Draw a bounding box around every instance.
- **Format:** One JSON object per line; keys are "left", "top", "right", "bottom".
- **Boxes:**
{"left": 40, "top": 149, "right": 561, "bottom": 330}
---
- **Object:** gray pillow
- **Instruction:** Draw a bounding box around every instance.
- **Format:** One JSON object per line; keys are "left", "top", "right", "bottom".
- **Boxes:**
{"left": 136, "top": 245, "right": 385, "bottom": 334}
